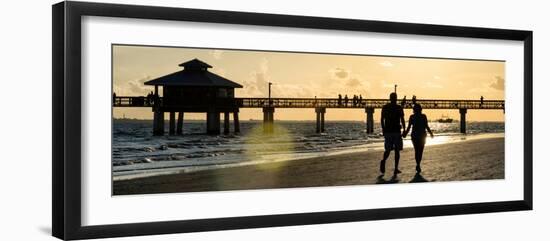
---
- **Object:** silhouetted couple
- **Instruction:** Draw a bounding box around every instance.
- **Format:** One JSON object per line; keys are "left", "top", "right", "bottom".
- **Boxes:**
{"left": 380, "top": 92, "right": 433, "bottom": 176}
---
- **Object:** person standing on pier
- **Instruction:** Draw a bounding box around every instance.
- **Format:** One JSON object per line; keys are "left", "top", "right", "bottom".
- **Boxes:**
{"left": 338, "top": 94, "right": 342, "bottom": 106}
{"left": 379, "top": 92, "right": 406, "bottom": 176}
{"left": 344, "top": 95, "right": 349, "bottom": 107}
{"left": 146, "top": 91, "right": 153, "bottom": 105}
{"left": 314, "top": 96, "right": 317, "bottom": 107}
{"left": 402, "top": 104, "right": 434, "bottom": 173}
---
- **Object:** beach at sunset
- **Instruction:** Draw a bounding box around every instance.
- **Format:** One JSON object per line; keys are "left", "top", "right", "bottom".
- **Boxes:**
{"left": 111, "top": 44, "right": 506, "bottom": 195}
{"left": 113, "top": 135, "right": 504, "bottom": 195}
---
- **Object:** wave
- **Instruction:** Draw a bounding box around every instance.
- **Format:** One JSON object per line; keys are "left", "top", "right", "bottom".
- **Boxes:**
{"left": 112, "top": 120, "right": 504, "bottom": 179}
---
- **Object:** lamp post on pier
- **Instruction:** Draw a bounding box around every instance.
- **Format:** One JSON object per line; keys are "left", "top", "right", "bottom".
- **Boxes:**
{"left": 263, "top": 82, "right": 275, "bottom": 133}
{"left": 268, "top": 82, "right": 272, "bottom": 106}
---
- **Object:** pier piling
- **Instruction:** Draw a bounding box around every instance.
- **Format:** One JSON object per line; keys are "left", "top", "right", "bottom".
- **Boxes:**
{"left": 315, "top": 107, "right": 326, "bottom": 133}
{"left": 169, "top": 112, "right": 176, "bottom": 135}
{"left": 153, "top": 111, "right": 164, "bottom": 136}
{"left": 460, "top": 108, "right": 467, "bottom": 134}
{"left": 233, "top": 110, "right": 240, "bottom": 133}
{"left": 263, "top": 107, "right": 275, "bottom": 133}
{"left": 207, "top": 110, "right": 221, "bottom": 135}
{"left": 176, "top": 112, "right": 183, "bottom": 135}
{"left": 321, "top": 110, "right": 325, "bottom": 133}
{"left": 224, "top": 112, "right": 230, "bottom": 134}
{"left": 316, "top": 111, "right": 320, "bottom": 133}
{"left": 365, "top": 107, "right": 375, "bottom": 134}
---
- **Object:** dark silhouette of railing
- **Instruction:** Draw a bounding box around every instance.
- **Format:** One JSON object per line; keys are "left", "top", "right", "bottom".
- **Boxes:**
{"left": 113, "top": 96, "right": 156, "bottom": 107}
{"left": 113, "top": 96, "right": 504, "bottom": 110}
{"left": 236, "top": 98, "right": 504, "bottom": 109}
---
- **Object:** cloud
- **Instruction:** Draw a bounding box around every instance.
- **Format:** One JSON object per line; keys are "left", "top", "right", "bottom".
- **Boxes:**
{"left": 489, "top": 76, "right": 505, "bottom": 91}
{"left": 241, "top": 72, "right": 269, "bottom": 96}
{"left": 417, "top": 76, "right": 444, "bottom": 89}
{"left": 212, "top": 68, "right": 227, "bottom": 78}
{"left": 468, "top": 87, "right": 490, "bottom": 93}
{"left": 323, "top": 67, "right": 377, "bottom": 97}
{"left": 239, "top": 58, "right": 271, "bottom": 97}
{"left": 242, "top": 65, "right": 372, "bottom": 98}
{"left": 115, "top": 75, "right": 151, "bottom": 95}
{"left": 422, "top": 80, "right": 443, "bottom": 89}
{"left": 381, "top": 80, "right": 395, "bottom": 88}
{"left": 238, "top": 58, "right": 318, "bottom": 98}
{"left": 328, "top": 67, "right": 365, "bottom": 85}
{"left": 329, "top": 68, "right": 349, "bottom": 79}
{"left": 260, "top": 57, "right": 269, "bottom": 73}
{"left": 210, "top": 50, "right": 224, "bottom": 60}
{"left": 346, "top": 78, "right": 361, "bottom": 87}
{"left": 272, "top": 83, "right": 314, "bottom": 98}
{"left": 379, "top": 61, "right": 393, "bottom": 67}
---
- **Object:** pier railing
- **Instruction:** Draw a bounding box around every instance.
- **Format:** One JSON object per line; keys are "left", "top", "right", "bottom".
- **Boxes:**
{"left": 113, "top": 96, "right": 504, "bottom": 110}
{"left": 235, "top": 98, "right": 504, "bottom": 110}
{"left": 113, "top": 96, "right": 504, "bottom": 135}
{"left": 112, "top": 96, "right": 155, "bottom": 107}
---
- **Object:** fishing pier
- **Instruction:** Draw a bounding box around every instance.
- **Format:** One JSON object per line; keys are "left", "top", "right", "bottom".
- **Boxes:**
{"left": 113, "top": 59, "right": 505, "bottom": 135}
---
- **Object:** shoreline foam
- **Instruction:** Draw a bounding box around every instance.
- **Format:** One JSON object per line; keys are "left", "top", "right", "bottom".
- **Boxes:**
{"left": 113, "top": 136, "right": 504, "bottom": 195}
{"left": 113, "top": 132, "right": 503, "bottom": 181}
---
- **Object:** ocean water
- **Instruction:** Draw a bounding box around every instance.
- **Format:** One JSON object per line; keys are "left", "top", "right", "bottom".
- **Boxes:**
{"left": 112, "top": 120, "right": 504, "bottom": 180}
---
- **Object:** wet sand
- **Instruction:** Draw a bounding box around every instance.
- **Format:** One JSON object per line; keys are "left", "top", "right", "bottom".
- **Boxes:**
{"left": 113, "top": 137, "right": 504, "bottom": 195}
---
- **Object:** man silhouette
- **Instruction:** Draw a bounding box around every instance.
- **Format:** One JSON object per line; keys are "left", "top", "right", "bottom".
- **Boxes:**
{"left": 380, "top": 92, "right": 406, "bottom": 176}
{"left": 344, "top": 95, "right": 349, "bottom": 106}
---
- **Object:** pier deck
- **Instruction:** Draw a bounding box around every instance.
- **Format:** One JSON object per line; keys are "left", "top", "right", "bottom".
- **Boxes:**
{"left": 113, "top": 96, "right": 504, "bottom": 110}
{"left": 113, "top": 96, "right": 504, "bottom": 135}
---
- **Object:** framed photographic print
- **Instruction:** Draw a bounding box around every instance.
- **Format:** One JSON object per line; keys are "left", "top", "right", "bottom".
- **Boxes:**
{"left": 52, "top": 1, "right": 533, "bottom": 240}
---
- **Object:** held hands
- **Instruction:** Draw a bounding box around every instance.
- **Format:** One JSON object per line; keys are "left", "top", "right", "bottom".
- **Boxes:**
{"left": 402, "top": 131, "right": 408, "bottom": 138}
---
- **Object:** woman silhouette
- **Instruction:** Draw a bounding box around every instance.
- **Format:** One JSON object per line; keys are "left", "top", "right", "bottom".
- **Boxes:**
{"left": 403, "top": 104, "right": 433, "bottom": 173}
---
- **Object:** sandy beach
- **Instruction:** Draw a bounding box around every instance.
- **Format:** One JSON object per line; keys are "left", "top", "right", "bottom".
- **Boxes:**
{"left": 113, "top": 137, "right": 504, "bottom": 195}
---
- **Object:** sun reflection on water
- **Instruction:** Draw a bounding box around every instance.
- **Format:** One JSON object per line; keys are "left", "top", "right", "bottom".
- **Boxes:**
{"left": 242, "top": 124, "right": 296, "bottom": 170}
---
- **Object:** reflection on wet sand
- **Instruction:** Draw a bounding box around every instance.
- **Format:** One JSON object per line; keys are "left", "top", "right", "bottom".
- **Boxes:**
{"left": 114, "top": 137, "right": 504, "bottom": 195}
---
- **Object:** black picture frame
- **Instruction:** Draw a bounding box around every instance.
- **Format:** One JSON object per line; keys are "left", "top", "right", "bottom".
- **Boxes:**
{"left": 52, "top": 1, "right": 533, "bottom": 240}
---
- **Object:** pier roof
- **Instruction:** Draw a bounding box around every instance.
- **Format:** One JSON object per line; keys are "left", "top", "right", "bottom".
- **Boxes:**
{"left": 178, "top": 58, "right": 212, "bottom": 69}
{"left": 144, "top": 58, "right": 243, "bottom": 88}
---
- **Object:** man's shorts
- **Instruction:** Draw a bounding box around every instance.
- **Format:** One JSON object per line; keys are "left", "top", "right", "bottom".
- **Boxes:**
{"left": 384, "top": 132, "right": 403, "bottom": 151}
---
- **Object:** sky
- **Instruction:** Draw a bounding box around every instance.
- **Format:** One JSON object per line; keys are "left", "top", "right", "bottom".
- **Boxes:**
{"left": 112, "top": 45, "right": 505, "bottom": 121}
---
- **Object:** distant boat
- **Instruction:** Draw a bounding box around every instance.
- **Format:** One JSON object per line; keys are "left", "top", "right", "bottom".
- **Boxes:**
{"left": 437, "top": 115, "right": 453, "bottom": 123}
